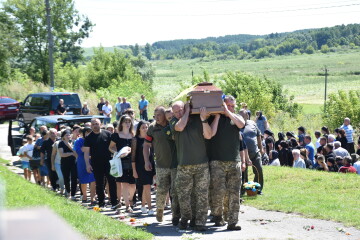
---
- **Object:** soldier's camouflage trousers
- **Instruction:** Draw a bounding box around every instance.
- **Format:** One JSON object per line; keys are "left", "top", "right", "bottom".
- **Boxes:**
{"left": 176, "top": 162, "right": 209, "bottom": 226}
{"left": 209, "top": 160, "right": 241, "bottom": 225}
{"left": 156, "top": 167, "right": 180, "bottom": 219}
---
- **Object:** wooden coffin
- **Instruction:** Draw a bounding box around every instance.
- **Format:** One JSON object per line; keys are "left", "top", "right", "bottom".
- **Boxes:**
{"left": 188, "top": 82, "right": 224, "bottom": 114}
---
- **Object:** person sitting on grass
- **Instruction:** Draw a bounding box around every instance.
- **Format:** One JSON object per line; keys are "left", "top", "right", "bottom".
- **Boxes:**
{"left": 352, "top": 154, "right": 360, "bottom": 175}
{"left": 335, "top": 156, "right": 344, "bottom": 169}
{"left": 326, "top": 157, "right": 338, "bottom": 172}
{"left": 333, "top": 141, "right": 350, "bottom": 158}
{"left": 292, "top": 149, "right": 306, "bottom": 168}
{"left": 338, "top": 156, "right": 357, "bottom": 173}
{"left": 17, "top": 136, "right": 34, "bottom": 181}
{"left": 268, "top": 150, "right": 280, "bottom": 166}
{"left": 315, "top": 155, "right": 329, "bottom": 171}
{"left": 300, "top": 148, "right": 313, "bottom": 169}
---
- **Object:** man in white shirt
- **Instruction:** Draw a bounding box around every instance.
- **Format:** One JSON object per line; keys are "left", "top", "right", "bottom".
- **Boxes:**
{"left": 292, "top": 149, "right": 306, "bottom": 168}
{"left": 334, "top": 141, "right": 350, "bottom": 158}
{"left": 102, "top": 100, "right": 113, "bottom": 124}
{"left": 340, "top": 117, "right": 355, "bottom": 154}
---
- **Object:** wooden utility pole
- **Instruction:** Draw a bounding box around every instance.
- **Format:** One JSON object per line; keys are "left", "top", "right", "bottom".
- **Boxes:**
{"left": 324, "top": 66, "right": 329, "bottom": 110}
{"left": 45, "top": 0, "right": 55, "bottom": 91}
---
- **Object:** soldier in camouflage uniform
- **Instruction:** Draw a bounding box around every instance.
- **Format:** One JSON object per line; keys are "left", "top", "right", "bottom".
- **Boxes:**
{"left": 209, "top": 96, "right": 245, "bottom": 230}
{"left": 143, "top": 106, "right": 180, "bottom": 225}
{"left": 170, "top": 101, "right": 212, "bottom": 232}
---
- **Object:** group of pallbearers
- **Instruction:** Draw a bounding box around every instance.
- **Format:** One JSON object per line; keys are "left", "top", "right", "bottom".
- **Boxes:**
{"left": 83, "top": 95, "right": 251, "bottom": 232}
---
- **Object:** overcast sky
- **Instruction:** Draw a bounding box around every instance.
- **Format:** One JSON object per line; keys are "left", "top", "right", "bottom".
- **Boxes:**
{"left": 74, "top": 0, "right": 360, "bottom": 47}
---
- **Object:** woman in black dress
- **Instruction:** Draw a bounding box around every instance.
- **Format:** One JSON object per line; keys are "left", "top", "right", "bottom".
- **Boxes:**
{"left": 109, "top": 115, "right": 135, "bottom": 213}
{"left": 132, "top": 120, "right": 155, "bottom": 215}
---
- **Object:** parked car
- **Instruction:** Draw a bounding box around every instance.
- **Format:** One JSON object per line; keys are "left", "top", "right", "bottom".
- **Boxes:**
{"left": 0, "top": 96, "right": 20, "bottom": 123}
{"left": 8, "top": 115, "right": 105, "bottom": 156}
{"left": 17, "top": 92, "right": 82, "bottom": 125}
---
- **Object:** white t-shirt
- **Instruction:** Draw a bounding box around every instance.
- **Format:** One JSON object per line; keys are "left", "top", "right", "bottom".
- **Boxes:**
{"left": 17, "top": 143, "right": 34, "bottom": 162}
{"left": 102, "top": 104, "right": 112, "bottom": 116}
{"left": 52, "top": 141, "right": 62, "bottom": 164}
{"left": 269, "top": 158, "right": 280, "bottom": 166}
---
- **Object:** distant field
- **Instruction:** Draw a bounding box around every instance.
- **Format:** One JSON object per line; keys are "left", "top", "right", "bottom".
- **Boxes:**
{"left": 151, "top": 50, "right": 360, "bottom": 105}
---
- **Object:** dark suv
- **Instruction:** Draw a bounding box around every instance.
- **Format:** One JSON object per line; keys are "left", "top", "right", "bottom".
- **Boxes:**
{"left": 8, "top": 115, "right": 105, "bottom": 156}
{"left": 17, "top": 92, "right": 81, "bottom": 125}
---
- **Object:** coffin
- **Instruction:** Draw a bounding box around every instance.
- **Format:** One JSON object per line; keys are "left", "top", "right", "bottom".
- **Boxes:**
{"left": 188, "top": 82, "right": 224, "bottom": 114}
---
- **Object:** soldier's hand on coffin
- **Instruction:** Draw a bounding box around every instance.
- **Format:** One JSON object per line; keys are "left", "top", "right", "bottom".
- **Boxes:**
{"left": 199, "top": 107, "right": 208, "bottom": 121}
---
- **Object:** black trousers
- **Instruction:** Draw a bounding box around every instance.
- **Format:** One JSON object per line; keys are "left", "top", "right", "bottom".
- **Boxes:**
{"left": 61, "top": 158, "right": 78, "bottom": 196}
{"left": 347, "top": 142, "right": 355, "bottom": 154}
{"left": 241, "top": 152, "right": 264, "bottom": 193}
{"left": 92, "top": 161, "right": 117, "bottom": 206}
{"left": 45, "top": 161, "right": 58, "bottom": 190}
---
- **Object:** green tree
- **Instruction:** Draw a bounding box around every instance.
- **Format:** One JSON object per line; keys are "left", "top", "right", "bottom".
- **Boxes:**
{"left": 0, "top": 10, "right": 21, "bottom": 81}
{"left": 3, "top": 0, "right": 93, "bottom": 84}
{"left": 320, "top": 44, "right": 330, "bottom": 53}
{"left": 305, "top": 45, "right": 315, "bottom": 54}
{"left": 145, "top": 43, "right": 152, "bottom": 60}
{"left": 130, "top": 43, "right": 140, "bottom": 56}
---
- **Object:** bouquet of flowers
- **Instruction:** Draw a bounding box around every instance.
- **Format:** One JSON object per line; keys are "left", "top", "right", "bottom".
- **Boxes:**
{"left": 243, "top": 181, "right": 261, "bottom": 196}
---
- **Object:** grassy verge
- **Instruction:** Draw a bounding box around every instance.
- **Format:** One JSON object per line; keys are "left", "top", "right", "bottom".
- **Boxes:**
{"left": 244, "top": 166, "right": 360, "bottom": 228}
{"left": 0, "top": 159, "right": 153, "bottom": 240}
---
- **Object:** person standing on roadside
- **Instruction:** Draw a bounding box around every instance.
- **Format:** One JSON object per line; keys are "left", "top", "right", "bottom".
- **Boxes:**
{"left": 83, "top": 118, "right": 118, "bottom": 209}
{"left": 115, "top": 97, "right": 122, "bottom": 121}
{"left": 170, "top": 101, "right": 212, "bottom": 232}
{"left": 208, "top": 96, "right": 245, "bottom": 230}
{"left": 97, "top": 97, "right": 105, "bottom": 115}
{"left": 56, "top": 99, "right": 67, "bottom": 115}
{"left": 121, "top": 97, "right": 131, "bottom": 116}
{"left": 81, "top": 102, "right": 90, "bottom": 115}
{"left": 239, "top": 109, "right": 265, "bottom": 195}
{"left": 144, "top": 106, "right": 179, "bottom": 225}
{"left": 340, "top": 117, "right": 355, "bottom": 154}
{"left": 102, "top": 100, "right": 113, "bottom": 125}
{"left": 40, "top": 128, "right": 59, "bottom": 191}
{"left": 138, "top": 95, "right": 149, "bottom": 121}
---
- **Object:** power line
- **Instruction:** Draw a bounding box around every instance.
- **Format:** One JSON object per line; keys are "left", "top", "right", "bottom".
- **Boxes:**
{"left": 80, "top": 2, "right": 360, "bottom": 17}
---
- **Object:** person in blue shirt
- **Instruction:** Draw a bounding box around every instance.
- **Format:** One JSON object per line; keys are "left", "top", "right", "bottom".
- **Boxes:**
{"left": 138, "top": 95, "right": 149, "bottom": 121}
{"left": 304, "top": 135, "right": 316, "bottom": 167}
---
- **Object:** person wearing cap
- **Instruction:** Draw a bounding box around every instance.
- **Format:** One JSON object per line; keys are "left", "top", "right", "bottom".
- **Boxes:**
{"left": 297, "top": 126, "right": 306, "bottom": 146}
{"left": 340, "top": 117, "right": 355, "bottom": 154}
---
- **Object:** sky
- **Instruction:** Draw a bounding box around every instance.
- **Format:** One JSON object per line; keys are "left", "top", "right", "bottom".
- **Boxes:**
{"left": 73, "top": 0, "right": 360, "bottom": 47}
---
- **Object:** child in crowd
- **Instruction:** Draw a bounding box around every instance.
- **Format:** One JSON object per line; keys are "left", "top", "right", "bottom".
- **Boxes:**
{"left": 17, "top": 135, "right": 34, "bottom": 181}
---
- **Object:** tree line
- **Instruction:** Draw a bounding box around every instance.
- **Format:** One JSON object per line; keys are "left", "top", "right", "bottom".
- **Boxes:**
{"left": 132, "top": 24, "right": 360, "bottom": 60}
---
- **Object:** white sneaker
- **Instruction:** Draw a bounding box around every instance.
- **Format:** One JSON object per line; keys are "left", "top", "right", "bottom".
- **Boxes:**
{"left": 141, "top": 206, "right": 148, "bottom": 214}
{"left": 148, "top": 209, "right": 155, "bottom": 216}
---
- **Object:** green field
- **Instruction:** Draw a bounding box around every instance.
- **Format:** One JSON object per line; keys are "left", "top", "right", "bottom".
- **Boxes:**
{"left": 151, "top": 50, "right": 360, "bottom": 105}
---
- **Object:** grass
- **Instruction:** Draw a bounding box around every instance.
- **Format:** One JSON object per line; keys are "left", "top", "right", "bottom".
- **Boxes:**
{"left": 244, "top": 166, "right": 360, "bottom": 228}
{"left": 151, "top": 50, "right": 360, "bottom": 105}
{"left": 0, "top": 159, "right": 153, "bottom": 240}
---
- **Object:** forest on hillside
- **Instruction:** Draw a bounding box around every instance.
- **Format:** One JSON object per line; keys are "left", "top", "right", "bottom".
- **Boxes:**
{"left": 125, "top": 24, "right": 360, "bottom": 60}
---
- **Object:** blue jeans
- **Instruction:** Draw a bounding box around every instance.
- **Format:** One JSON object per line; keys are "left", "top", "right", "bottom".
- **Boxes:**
{"left": 55, "top": 163, "right": 65, "bottom": 191}
{"left": 140, "top": 110, "right": 148, "bottom": 121}
{"left": 103, "top": 117, "right": 111, "bottom": 125}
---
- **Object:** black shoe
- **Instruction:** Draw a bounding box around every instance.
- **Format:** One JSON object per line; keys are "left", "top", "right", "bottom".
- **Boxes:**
{"left": 98, "top": 203, "right": 105, "bottom": 208}
{"left": 257, "top": 191, "right": 263, "bottom": 195}
{"left": 194, "top": 225, "right": 207, "bottom": 232}
{"left": 179, "top": 220, "right": 188, "bottom": 230}
{"left": 111, "top": 202, "right": 121, "bottom": 210}
{"left": 227, "top": 223, "right": 242, "bottom": 231}
{"left": 172, "top": 218, "right": 180, "bottom": 226}
{"left": 213, "top": 216, "right": 226, "bottom": 227}
{"left": 81, "top": 199, "right": 88, "bottom": 204}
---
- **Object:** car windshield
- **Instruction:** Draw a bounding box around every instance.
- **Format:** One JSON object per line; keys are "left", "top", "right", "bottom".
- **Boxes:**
{"left": 52, "top": 94, "right": 81, "bottom": 109}
{"left": 31, "top": 119, "right": 57, "bottom": 132}
{"left": 0, "top": 98, "right": 17, "bottom": 104}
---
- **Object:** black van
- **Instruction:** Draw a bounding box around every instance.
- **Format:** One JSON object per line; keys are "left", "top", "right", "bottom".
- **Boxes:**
{"left": 17, "top": 92, "right": 81, "bottom": 125}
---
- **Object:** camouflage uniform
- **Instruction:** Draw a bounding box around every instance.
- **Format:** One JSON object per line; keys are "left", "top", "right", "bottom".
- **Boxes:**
{"left": 210, "top": 161, "right": 242, "bottom": 224}
{"left": 176, "top": 162, "right": 209, "bottom": 226}
{"left": 155, "top": 167, "right": 180, "bottom": 219}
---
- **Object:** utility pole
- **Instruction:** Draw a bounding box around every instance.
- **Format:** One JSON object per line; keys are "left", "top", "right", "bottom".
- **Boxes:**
{"left": 45, "top": 0, "right": 55, "bottom": 91}
{"left": 324, "top": 66, "right": 329, "bottom": 111}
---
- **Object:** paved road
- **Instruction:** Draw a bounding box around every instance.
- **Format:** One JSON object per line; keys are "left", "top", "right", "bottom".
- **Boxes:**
{"left": 1, "top": 123, "right": 359, "bottom": 240}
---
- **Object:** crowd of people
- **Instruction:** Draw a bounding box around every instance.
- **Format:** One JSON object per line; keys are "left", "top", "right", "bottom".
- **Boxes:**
{"left": 16, "top": 94, "right": 360, "bottom": 232}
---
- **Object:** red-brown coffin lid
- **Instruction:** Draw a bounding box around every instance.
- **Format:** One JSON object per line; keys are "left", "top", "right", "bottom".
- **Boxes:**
{"left": 189, "top": 82, "right": 223, "bottom": 93}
